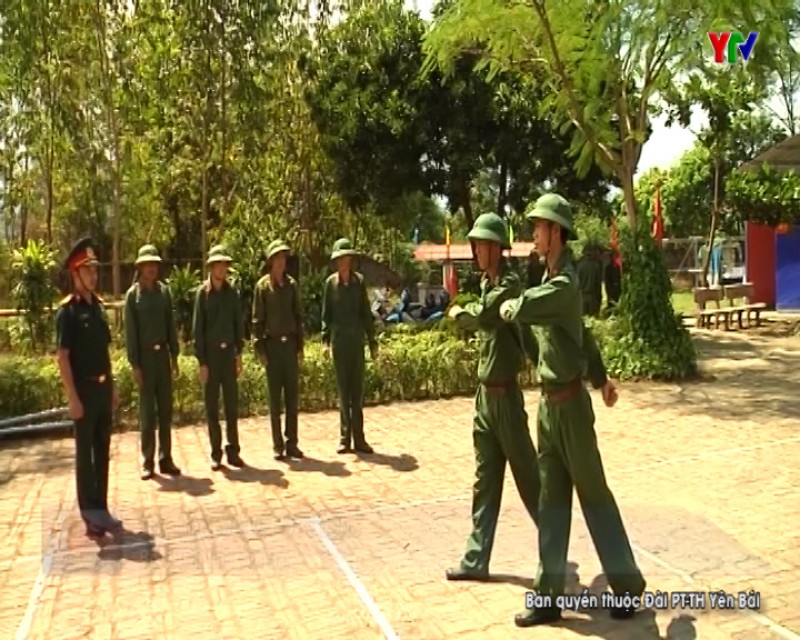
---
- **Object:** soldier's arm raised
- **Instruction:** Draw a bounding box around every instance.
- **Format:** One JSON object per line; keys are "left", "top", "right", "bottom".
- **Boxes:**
{"left": 453, "top": 272, "right": 519, "bottom": 331}
{"left": 499, "top": 273, "right": 574, "bottom": 325}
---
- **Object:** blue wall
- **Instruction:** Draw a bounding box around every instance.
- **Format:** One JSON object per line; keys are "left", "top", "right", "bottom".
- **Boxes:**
{"left": 775, "top": 227, "right": 800, "bottom": 311}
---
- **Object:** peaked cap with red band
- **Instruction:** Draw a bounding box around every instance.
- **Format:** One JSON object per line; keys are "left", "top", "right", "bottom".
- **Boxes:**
{"left": 64, "top": 237, "right": 100, "bottom": 271}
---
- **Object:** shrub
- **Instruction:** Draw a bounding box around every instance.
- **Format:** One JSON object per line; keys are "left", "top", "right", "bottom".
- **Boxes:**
{"left": 10, "top": 240, "right": 58, "bottom": 353}
{"left": 599, "top": 223, "right": 698, "bottom": 380}
{"left": 0, "top": 329, "right": 539, "bottom": 425}
{"left": 166, "top": 265, "right": 202, "bottom": 345}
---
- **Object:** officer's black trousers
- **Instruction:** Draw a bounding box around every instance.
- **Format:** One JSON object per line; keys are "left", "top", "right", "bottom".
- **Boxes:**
{"left": 74, "top": 380, "right": 112, "bottom": 525}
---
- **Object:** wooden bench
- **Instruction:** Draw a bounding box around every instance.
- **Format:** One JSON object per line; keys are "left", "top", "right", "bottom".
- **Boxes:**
{"left": 694, "top": 287, "right": 731, "bottom": 329}
{"left": 722, "top": 282, "right": 766, "bottom": 329}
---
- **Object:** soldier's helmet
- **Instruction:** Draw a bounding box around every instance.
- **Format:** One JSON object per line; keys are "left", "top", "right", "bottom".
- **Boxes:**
{"left": 467, "top": 212, "right": 511, "bottom": 250}
{"left": 525, "top": 193, "right": 576, "bottom": 240}
{"left": 135, "top": 244, "right": 162, "bottom": 265}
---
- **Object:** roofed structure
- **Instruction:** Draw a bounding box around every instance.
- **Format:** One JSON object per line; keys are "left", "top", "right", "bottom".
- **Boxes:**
{"left": 740, "top": 133, "right": 800, "bottom": 173}
{"left": 413, "top": 242, "right": 537, "bottom": 262}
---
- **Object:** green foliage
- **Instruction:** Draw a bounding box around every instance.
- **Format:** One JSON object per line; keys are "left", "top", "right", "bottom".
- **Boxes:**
{"left": 10, "top": 240, "right": 58, "bottom": 353}
{"left": 726, "top": 166, "right": 800, "bottom": 225}
{"left": 0, "top": 332, "right": 490, "bottom": 422}
{"left": 166, "top": 265, "right": 201, "bottom": 345}
{"left": 572, "top": 212, "right": 611, "bottom": 255}
{"left": 299, "top": 266, "right": 329, "bottom": 335}
{"left": 601, "top": 223, "right": 697, "bottom": 381}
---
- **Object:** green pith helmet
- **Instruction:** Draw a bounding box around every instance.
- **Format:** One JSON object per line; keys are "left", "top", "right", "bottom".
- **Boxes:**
{"left": 467, "top": 212, "right": 511, "bottom": 250}
{"left": 134, "top": 244, "right": 162, "bottom": 265}
{"left": 330, "top": 237, "right": 359, "bottom": 260}
{"left": 266, "top": 239, "right": 291, "bottom": 261}
{"left": 206, "top": 244, "right": 233, "bottom": 265}
{"left": 526, "top": 193, "right": 576, "bottom": 240}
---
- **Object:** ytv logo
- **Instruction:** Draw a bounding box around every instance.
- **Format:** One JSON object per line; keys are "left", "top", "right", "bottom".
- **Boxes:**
{"left": 708, "top": 32, "right": 758, "bottom": 63}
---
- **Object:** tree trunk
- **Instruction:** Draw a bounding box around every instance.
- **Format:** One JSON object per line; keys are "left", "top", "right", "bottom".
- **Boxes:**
{"left": 497, "top": 161, "right": 508, "bottom": 217}
{"left": 701, "top": 159, "right": 722, "bottom": 287}
{"left": 618, "top": 165, "right": 637, "bottom": 225}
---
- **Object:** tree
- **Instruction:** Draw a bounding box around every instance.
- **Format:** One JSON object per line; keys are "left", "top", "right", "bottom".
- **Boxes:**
{"left": 424, "top": 0, "right": 794, "bottom": 224}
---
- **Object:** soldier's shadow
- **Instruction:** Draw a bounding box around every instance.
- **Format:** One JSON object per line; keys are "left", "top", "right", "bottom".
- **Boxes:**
{"left": 356, "top": 451, "right": 419, "bottom": 472}
{"left": 221, "top": 465, "right": 289, "bottom": 488}
{"left": 96, "top": 529, "right": 162, "bottom": 563}
{"left": 154, "top": 474, "right": 215, "bottom": 497}
{"left": 285, "top": 456, "right": 351, "bottom": 477}
{"left": 554, "top": 573, "right": 697, "bottom": 640}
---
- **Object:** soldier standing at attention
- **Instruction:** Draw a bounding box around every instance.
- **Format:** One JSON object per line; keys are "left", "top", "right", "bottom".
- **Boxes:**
{"left": 252, "top": 239, "right": 305, "bottom": 461}
{"left": 192, "top": 244, "right": 245, "bottom": 470}
{"left": 321, "top": 238, "right": 377, "bottom": 455}
{"left": 124, "top": 245, "right": 182, "bottom": 480}
{"left": 498, "top": 194, "right": 646, "bottom": 627}
{"left": 55, "top": 237, "right": 122, "bottom": 537}
{"left": 445, "top": 213, "right": 541, "bottom": 582}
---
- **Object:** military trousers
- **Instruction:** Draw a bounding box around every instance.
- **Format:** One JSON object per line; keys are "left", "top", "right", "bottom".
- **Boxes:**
{"left": 203, "top": 344, "right": 240, "bottom": 462}
{"left": 74, "top": 378, "right": 113, "bottom": 526}
{"left": 534, "top": 386, "right": 645, "bottom": 598}
{"left": 138, "top": 346, "right": 173, "bottom": 469}
{"left": 460, "top": 383, "right": 541, "bottom": 573}
{"left": 332, "top": 341, "right": 366, "bottom": 447}
{"left": 265, "top": 336, "right": 300, "bottom": 453}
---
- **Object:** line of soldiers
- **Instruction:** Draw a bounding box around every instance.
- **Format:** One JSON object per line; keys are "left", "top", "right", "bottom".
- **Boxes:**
{"left": 56, "top": 235, "right": 377, "bottom": 536}
{"left": 445, "top": 194, "right": 646, "bottom": 627}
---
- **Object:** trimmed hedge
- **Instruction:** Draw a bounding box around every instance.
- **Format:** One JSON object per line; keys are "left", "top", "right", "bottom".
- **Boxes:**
{"left": 0, "top": 329, "right": 538, "bottom": 425}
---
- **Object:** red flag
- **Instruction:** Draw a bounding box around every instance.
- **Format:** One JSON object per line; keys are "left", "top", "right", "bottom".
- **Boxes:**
{"left": 610, "top": 218, "right": 622, "bottom": 269}
{"left": 652, "top": 187, "right": 665, "bottom": 245}
{"left": 444, "top": 262, "right": 458, "bottom": 297}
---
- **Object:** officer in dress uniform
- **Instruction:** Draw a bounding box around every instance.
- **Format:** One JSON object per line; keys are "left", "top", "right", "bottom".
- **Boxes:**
{"left": 252, "top": 239, "right": 305, "bottom": 461}
{"left": 499, "top": 194, "right": 646, "bottom": 627}
{"left": 55, "top": 237, "right": 122, "bottom": 538}
{"left": 192, "top": 244, "right": 245, "bottom": 470}
{"left": 320, "top": 238, "right": 378, "bottom": 454}
{"left": 124, "top": 245, "right": 182, "bottom": 480}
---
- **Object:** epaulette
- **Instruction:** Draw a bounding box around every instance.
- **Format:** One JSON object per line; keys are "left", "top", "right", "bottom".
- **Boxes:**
{"left": 59, "top": 294, "right": 76, "bottom": 307}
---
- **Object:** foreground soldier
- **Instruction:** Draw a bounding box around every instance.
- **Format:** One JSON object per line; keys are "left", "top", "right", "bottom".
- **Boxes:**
{"left": 124, "top": 245, "right": 182, "bottom": 480}
{"left": 55, "top": 237, "right": 122, "bottom": 537}
{"left": 193, "top": 245, "right": 245, "bottom": 470}
{"left": 499, "top": 194, "right": 646, "bottom": 626}
{"left": 445, "top": 213, "right": 541, "bottom": 581}
{"left": 321, "top": 238, "right": 377, "bottom": 454}
{"left": 252, "top": 239, "right": 305, "bottom": 461}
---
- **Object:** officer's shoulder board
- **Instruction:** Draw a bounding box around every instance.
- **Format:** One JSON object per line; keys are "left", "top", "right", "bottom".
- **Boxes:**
{"left": 59, "top": 293, "right": 77, "bottom": 307}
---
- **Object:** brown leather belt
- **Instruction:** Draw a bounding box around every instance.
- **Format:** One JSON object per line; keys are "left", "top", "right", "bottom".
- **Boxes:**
{"left": 482, "top": 380, "right": 517, "bottom": 396}
{"left": 542, "top": 377, "right": 583, "bottom": 403}
{"left": 149, "top": 342, "right": 167, "bottom": 351}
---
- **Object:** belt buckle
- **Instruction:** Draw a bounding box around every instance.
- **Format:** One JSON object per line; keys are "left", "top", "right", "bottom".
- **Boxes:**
{"left": 280, "top": 335, "right": 287, "bottom": 343}
{"left": 97, "top": 374, "right": 107, "bottom": 383}
{"left": 220, "top": 342, "right": 228, "bottom": 349}
{"left": 153, "top": 344, "right": 161, "bottom": 351}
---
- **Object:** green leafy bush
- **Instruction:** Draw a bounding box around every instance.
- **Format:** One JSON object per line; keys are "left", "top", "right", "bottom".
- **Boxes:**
{"left": 10, "top": 240, "right": 58, "bottom": 353}
{"left": 1, "top": 330, "right": 538, "bottom": 424}
{"left": 166, "top": 265, "right": 202, "bottom": 345}
{"left": 600, "top": 223, "right": 697, "bottom": 380}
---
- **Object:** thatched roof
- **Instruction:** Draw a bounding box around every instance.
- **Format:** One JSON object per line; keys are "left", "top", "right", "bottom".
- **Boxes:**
{"left": 740, "top": 133, "right": 800, "bottom": 172}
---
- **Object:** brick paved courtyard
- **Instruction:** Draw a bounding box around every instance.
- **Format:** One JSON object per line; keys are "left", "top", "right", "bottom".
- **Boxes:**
{"left": 1, "top": 331, "right": 799, "bottom": 640}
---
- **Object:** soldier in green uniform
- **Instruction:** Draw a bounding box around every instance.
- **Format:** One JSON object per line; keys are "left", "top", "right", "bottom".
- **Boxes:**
{"left": 252, "top": 239, "right": 305, "bottom": 461}
{"left": 55, "top": 237, "right": 122, "bottom": 537}
{"left": 444, "top": 213, "right": 541, "bottom": 581}
{"left": 124, "top": 245, "right": 182, "bottom": 480}
{"left": 577, "top": 245, "right": 603, "bottom": 317}
{"left": 498, "top": 194, "right": 646, "bottom": 627}
{"left": 192, "top": 244, "right": 245, "bottom": 470}
{"left": 321, "top": 238, "right": 377, "bottom": 455}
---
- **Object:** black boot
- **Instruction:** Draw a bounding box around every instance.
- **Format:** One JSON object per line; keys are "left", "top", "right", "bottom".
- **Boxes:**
{"left": 514, "top": 606, "right": 562, "bottom": 627}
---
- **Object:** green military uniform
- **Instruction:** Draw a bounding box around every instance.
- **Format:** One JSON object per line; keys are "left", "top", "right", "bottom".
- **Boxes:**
{"left": 577, "top": 247, "right": 603, "bottom": 317}
{"left": 499, "top": 194, "right": 645, "bottom": 626}
{"left": 527, "top": 251, "right": 546, "bottom": 288}
{"left": 252, "top": 239, "right": 305, "bottom": 460}
{"left": 447, "top": 213, "right": 541, "bottom": 581}
{"left": 55, "top": 237, "right": 121, "bottom": 536}
{"left": 124, "top": 245, "right": 181, "bottom": 479}
{"left": 192, "top": 245, "right": 245, "bottom": 468}
{"left": 321, "top": 238, "right": 377, "bottom": 454}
